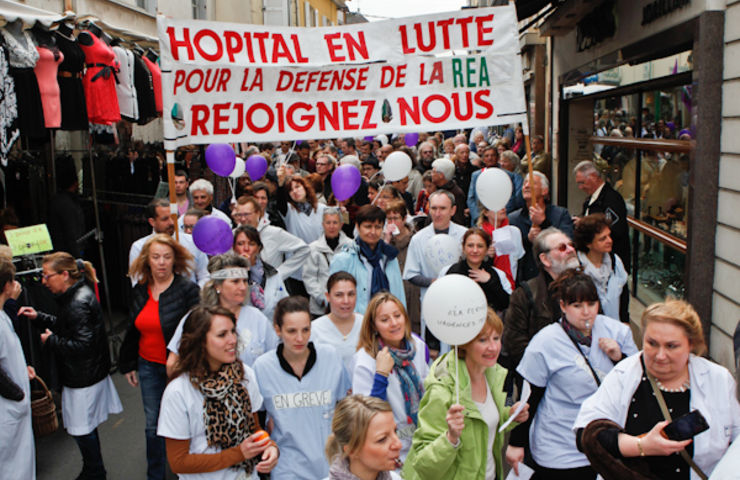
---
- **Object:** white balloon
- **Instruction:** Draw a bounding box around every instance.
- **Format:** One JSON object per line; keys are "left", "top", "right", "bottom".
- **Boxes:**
{"left": 229, "top": 158, "right": 246, "bottom": 178}
{"left": 382, "top": 151, "right": 412, "bottom": 181}
{"left": 424, "top": 234, "right": 461, "bottom": 277}
{"left": 476, "top": 168, "right": 513, "bottom": 211}
{"left": 422, "top": 274, "right": 488, "bottom": 345}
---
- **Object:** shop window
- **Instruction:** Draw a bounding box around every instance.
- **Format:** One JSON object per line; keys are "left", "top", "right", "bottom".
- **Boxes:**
{"left": 591, "top": 83, "right": 692, "bottom": 304}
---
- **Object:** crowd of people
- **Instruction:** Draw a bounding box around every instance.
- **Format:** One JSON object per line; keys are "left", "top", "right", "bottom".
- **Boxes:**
{"left": 1, "top": 128, "right": 739, "bottom": 480}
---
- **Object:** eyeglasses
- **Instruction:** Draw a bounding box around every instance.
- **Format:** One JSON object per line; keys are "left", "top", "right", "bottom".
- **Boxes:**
{"left": 233, "top": 212, "right": 255, "bottom": 218}
{"left": 42, "top": 272, "right": 59, "bottom": 281}
{"left": 316, "top": 162, "right": 331, "bottom": 167}
{"left": 546, "top": 241, "right": 574, "bottom": 253}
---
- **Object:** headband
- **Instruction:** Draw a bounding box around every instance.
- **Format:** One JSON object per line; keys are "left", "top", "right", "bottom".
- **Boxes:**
{"left": 210, "top": 267, "right": 250, "bottom": 280}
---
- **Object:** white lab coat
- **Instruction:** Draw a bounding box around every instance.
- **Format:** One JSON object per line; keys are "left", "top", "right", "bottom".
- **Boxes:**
{"left": 574, "top": 353, "right": 740, "bottom": 479}
{"left": 0, "top": 311, "right": 34, "bottom": 480}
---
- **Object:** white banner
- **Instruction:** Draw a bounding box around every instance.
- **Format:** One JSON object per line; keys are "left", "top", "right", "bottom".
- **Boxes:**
{"left": 158, "top": 6, "right": 519, "bottom": 67}
{"left": 157, "top": 6, "right": 526, "bottom": 146}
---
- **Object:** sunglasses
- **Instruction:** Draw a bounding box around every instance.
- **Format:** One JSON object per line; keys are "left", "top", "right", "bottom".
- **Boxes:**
{"left": 546, "top": 241, "right": 574, "bottom": 253}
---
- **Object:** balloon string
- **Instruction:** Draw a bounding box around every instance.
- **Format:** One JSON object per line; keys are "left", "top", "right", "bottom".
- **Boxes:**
{"left": 494, "top": 211, "right": 498, "bottom": 229}
{"left": 455, "top": 344, "right": 460, "bottom": 405}
{"left": 228, "top": 177, "right": 236, "bottom": 204}
{"left": 370, "top": 179, "right": 387, "bottom": 207}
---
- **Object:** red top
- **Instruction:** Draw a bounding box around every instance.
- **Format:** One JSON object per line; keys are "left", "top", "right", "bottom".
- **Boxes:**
{"left": 135, "top": 292, "right": 167, "bottom": 364}
{"left": 142, "top": 56, "right": 162, "bottom": 115}
{"left": 79, "top": 31, "right": 121, "bottom": 124}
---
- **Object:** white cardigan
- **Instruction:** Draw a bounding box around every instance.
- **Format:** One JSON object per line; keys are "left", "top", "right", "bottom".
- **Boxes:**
{"left": 574, "top": 353, "right": 740, "bottom": 479}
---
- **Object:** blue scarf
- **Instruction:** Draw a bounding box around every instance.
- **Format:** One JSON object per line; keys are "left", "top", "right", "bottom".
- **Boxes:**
{"left": 357, "top": 238, "right": 398, "bottom": 296}
{"left": 381, "top": 338, "right": 422, "bottom": 426}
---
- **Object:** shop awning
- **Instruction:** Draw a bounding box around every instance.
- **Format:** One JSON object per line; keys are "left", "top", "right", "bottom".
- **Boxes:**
{"left": 77, "top": 15, "right": 159, "bottom": 48}
{"left": 0, "top": 0, "right": 69, "bottom": 29}
{"left": 515, "top": 0, "right": 554, "bottom": 20}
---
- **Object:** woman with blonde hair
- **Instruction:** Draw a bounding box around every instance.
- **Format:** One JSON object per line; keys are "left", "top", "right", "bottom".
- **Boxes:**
{"left": 120, "top": 233, "right": 200, "bottom": 480}
{"left": 404, "top": 309, "right": 529, "bottom": 480}
{"left": 19, "top": 252, "right": 121, "bottom": 480}
{"left": 167, "top": 254, "right": 277, "bottom": 373}
{"left": 352, "top": 292, "right": 429, "bottom": 460}
{"left": 325, "top": 395, "right": 403, "bottom": 480}
{"left": 575, "top": 299, "right": 740, "bottom": 479}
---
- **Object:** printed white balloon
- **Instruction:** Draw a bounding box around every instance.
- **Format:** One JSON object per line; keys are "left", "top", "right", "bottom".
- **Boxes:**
{"left": 422, "top": 274, "right": 488, "bottom": 345}
{"left": 229, "top": 158, "right": 246, "bottom": 178}
{"left": 476, "top": 168, "right": 513, "bottom": 211}
{"left": 382, "top": 151, "right": 412, "bottom": 181}
{"left": 424, "top": 234, "right": 461, "bottom": 277}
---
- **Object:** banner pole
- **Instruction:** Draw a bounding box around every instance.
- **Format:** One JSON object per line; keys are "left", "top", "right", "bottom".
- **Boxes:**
{"left": 522, "top": 112, "right": 538, "bottom": 206}
{"left": 166, "top": 150, "right": 178, "bottom": 242}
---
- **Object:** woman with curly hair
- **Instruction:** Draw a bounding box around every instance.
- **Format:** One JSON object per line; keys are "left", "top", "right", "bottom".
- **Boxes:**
{"left": 120, "top": 233, "right": 200, "bottom": 480}
{"left": 159, "top": 305, "right": 278, "bottom": 479}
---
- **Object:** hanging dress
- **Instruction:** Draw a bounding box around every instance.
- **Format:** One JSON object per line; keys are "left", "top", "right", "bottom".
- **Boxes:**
{"left": 132, "top": 53, "right": 156, "bottom": 125}
{"left": 79, "top": 30, "right": 121, "bottom": 125}
{"left": 141, "top": 55, "right": 162, "bottom": 115}
{"left": 0, "top": 27, "right": 46, "bottom": 139}
{"left": 34, "top": 46, "right": 63, "bottom": 128}
{"left": 0, "top": 44, "right": 20, "bottom": 165}
{"left": 55, "top": 30, "right": 88, "bottom": 131}
{"left": 113, "top": 46, "right": 138, "bottom": 122}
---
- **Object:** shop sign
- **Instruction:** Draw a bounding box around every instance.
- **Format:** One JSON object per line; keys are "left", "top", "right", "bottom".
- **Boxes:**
{"left": 5, "top": 224, "right": 53, "bottom": 256}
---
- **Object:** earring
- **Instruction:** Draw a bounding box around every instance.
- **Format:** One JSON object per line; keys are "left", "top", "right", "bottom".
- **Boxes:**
{"left": 216, "top": 290, "right": 221, "bottom": 294}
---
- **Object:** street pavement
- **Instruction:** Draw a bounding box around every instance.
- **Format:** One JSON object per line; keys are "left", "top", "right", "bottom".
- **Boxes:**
{"left": 36, "top": 371, "right": 176, "bottom": 480}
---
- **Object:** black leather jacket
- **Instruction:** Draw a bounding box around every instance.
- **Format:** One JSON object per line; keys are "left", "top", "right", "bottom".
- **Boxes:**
{"left": 32, "top": 280, "right": 111, "bottom": 389}
{"left": 119, "top": 275, "right": 200, "bottom": 373}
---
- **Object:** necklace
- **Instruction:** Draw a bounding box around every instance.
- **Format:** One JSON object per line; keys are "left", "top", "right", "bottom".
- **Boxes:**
{"left": 655, "top": 378, "right": 690, "bottom": 393}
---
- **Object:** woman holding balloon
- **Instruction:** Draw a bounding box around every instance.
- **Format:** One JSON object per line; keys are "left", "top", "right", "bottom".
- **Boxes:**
{"left": 403, "top": 307, "right": 529, "bottom": 480}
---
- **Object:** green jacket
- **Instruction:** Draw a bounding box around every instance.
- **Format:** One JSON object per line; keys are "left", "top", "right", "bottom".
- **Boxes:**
{"left": 403, "top": 352, "right": 515, "bottom": 480}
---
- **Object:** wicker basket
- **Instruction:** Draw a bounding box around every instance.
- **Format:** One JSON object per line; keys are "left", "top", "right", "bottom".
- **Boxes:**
{"left": 31, "top": 376, "right": 59, "bottom": 437}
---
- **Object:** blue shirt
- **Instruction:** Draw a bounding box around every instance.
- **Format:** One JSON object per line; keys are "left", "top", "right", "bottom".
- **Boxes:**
{"left": 253, "top": 343, "right": 350, "bottom": 480}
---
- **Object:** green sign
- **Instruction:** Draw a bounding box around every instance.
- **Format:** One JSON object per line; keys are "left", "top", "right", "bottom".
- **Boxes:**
{"left": 5, "top": 224, "right": 54, "bottom": 256}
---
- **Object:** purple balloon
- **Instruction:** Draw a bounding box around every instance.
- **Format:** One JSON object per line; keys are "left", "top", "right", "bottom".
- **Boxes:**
{"left": 404, "top": 132, "right": 419, "bottom": 147}
{"left": 295, "top": 140, "right": 304, "bottom": 145}
{"left": 364, "top": 136, "right": 374, "bottom": 142}
{"left": 192, "top": 216, "right": 233, "bottom": 256}
{"left": 205, "top": 144, "right": 236, "bottom": 177}
{"left": 331, "top": 165, "right": 362, "bottom": 201}
{"left": 245, "top": 155, "right": 268, "bottom": 180}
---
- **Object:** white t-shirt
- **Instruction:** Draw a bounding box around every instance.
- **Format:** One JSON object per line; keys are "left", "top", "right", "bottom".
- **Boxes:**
{"left": 473, "top": 384, "right": 499, "bottom": 480}
{"left": 158, "top": 367, "right": 263, "bottom": 480}
{"left": 517, "top": 315, "right": 637, "bottom": 469}
{"left": 169, "top": 306, "right": 279, "bottom": 368}
{"left": 310, "top": 313, "right": 363, "bottom": 372}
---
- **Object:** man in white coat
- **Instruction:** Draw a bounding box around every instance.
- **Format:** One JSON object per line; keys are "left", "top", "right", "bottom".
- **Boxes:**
{"left": 129, "top": 198, "right": 210, "bottom": 286}
{"left": 235, "top": 196, "right": 310, "bottom": 281}
{"left": 403, "top": 190, "right": 467, "bottom": 354}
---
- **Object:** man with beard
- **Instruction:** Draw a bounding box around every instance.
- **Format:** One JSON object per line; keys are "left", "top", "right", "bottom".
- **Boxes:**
{"left": 508, "top": 172, "right": 573, "bottom": 282}
{"left": 503, "top": 227, "right": 580, "bottom": 369}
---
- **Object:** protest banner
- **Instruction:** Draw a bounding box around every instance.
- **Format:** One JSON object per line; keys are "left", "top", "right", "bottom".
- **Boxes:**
{"left": 158, "top": 6, "right": 519, "bottom": 68}
{"left": 159, "top": 52, "right": 526, "bottom": 145}
{"left": 157, "top": 4, "right": 526, "bottom": 146}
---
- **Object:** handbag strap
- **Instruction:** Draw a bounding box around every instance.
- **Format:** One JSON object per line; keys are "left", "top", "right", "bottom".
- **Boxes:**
{"left": 643, "top": 356, "right": 708, "bottom": 480}
{"left": 559, "top": 320, "right": 601, "bottom": 387}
